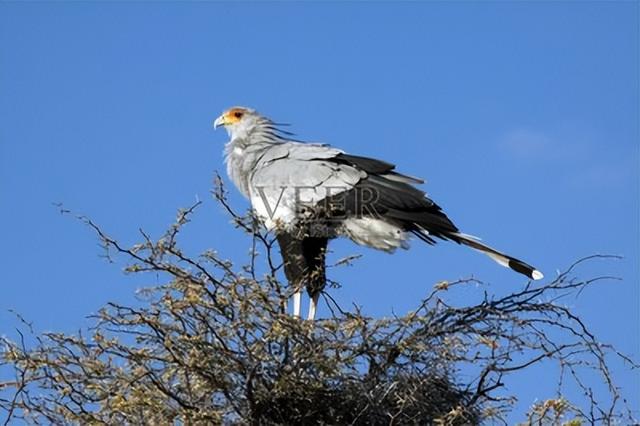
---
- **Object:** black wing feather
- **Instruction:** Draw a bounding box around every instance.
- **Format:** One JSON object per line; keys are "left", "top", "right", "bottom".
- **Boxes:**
{"left": 333, "top": 153, "right": 425, "bottom": 184}
{"left": 321, "top": 154, "right": 460, "bottom": 241}
{"left": 319, "top": 152, "right": 542, "bottom": 280}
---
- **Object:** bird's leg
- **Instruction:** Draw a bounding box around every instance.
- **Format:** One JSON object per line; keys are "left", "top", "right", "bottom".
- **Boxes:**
{"left": 307, "top": 293, "right": 319, "bottom": 320}
{"left": 277, "top": 233, "right": 328, "bottom": 320}
{"left": 293, "top": 289, "right": 302, "bottom": 318}
{"left": 276, "top": 233, "right": 307, "bottom": 318}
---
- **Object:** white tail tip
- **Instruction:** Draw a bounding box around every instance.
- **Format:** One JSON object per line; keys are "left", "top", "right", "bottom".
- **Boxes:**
{"left": 532, "top": 270, "right": 544, "bottom": 280}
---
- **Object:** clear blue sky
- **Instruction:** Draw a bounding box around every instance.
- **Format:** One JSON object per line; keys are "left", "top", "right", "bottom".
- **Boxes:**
{"left": 1, "top": 1, "right": 638, "bottom": 421}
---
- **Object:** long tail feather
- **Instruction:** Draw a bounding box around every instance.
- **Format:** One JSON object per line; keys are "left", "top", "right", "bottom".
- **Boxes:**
{"left": 451, "top": 232, "right": 543, "bottom": 280}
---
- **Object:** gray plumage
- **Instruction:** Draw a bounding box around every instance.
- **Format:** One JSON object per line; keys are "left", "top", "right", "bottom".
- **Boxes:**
{"left": 214, "top": 107, "right": 543, "bottom": 319}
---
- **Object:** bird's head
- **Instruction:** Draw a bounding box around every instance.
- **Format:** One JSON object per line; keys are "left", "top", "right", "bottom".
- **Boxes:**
{"left": 213, "top": 106, "right": 261, "bottom": 140}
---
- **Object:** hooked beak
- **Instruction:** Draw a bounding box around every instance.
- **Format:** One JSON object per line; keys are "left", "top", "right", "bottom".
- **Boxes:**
{"left": 213, "top": 115, "right": 227, "bottom": 129}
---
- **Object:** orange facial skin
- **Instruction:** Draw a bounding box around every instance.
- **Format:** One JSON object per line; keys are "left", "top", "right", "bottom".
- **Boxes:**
{"left": 220, "top": 107, "right": 248, "bottom": 125}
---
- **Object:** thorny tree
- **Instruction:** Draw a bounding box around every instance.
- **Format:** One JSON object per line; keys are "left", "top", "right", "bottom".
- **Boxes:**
{"left": 0, "top": 178, "right": 637, "bottom": 425}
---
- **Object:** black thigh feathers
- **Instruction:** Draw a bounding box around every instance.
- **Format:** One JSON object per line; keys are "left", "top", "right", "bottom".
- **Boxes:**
{"left": 276, "top": 233, "right": 328, "bottom": 297}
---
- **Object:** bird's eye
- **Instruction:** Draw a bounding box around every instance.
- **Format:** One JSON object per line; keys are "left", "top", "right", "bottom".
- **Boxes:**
{"left": 234, "top": 111, "right": 243, "bottom": 118}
